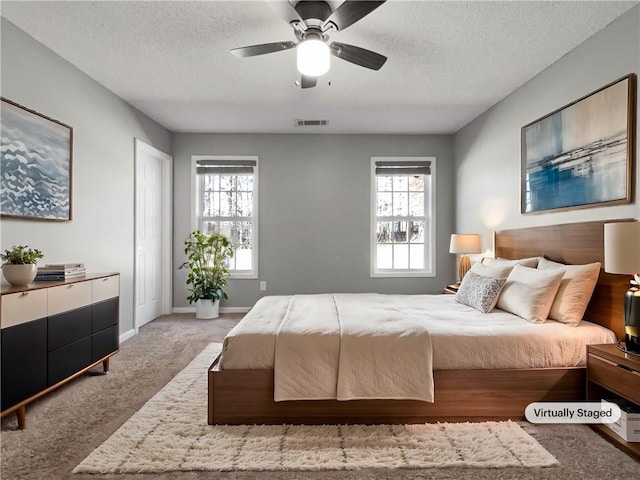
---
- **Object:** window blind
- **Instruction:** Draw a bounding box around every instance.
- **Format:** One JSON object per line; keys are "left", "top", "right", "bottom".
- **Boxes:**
{"left": 374, "top": 160, "right": 431, "bottom": 176}
{"left": 196, "top": 159, "right": 257, "bottom": 175}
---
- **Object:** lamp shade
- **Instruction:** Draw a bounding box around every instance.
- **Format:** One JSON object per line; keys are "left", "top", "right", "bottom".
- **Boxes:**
{"left": 604, "top": 222, "right": 640, "bottom": 275}
{"left": 449, "top": 234, "right": 482, "bottom": 254}
{"left": 296, "top": 39, "right": 330, "bottom": 77}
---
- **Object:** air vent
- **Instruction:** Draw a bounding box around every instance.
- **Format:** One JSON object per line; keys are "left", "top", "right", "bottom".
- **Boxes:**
{"left": 295, "top": 119, "right": 328, "bottom": 127}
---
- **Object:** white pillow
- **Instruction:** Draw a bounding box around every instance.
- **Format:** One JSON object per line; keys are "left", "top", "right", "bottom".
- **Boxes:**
{"left": 496, "top": 264, "right": 564, "bottom": 324}
{"left": 537, "top": 258, "right": 601, "bottom": 327}
{"left": 455, "top": 271, "right": 507, "bottom": 313}
{"left": 483, "top": 256, "right": 540, "bottom": 268}
{"left": 470, "top": 262, "right": 512, "bottom": 279}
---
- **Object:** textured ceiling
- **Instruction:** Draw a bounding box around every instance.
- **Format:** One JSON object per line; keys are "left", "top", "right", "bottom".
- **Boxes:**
{"left": 1, "top": 1, "right": 637, "bottom": 134}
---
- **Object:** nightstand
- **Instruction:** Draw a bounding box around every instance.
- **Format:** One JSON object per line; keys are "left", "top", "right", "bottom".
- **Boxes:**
{"left": 586, "top": 344, "right": 640, "bottom": 460}
{"left": 443, "top": 284, "right": 459, "bottom": 295}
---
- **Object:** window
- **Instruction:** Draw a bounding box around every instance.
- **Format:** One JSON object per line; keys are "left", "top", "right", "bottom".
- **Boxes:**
{"left": 193, "top": 156, "right": 258, "bottom": 278}
{"left": 371, "top": 157, "right": 435, "bottom": 277}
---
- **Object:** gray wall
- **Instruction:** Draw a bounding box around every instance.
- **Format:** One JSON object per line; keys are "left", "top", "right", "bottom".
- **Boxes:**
{"left": 453, "top": 6, "right": 640, "bottom": 250}
{"left": 0, "top": 19, "right": 172, "bottom": 337}
{"left": 173, "top": 133, "right": 455, "bottom": 309}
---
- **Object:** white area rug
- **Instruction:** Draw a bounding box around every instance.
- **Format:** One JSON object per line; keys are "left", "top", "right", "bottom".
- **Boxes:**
{"left": 74, "top": 343, "right": 558, "bottom": 473}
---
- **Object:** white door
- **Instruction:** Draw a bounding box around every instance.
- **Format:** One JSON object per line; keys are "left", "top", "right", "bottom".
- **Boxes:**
{"left": 135, "top": 140, "right": 172, "bottom": 329}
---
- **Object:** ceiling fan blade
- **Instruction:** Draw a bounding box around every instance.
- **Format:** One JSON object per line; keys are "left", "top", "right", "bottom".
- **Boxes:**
{"left": 330, "top": 42, "right": 387, "bottom": 70}
{"left": 230, "top": 41, "right": 296, "bottom": 58}
{"left": 322, "top": 1, "right": 386, "bottom": 32}
{"left": 266, "top": 0, "right": 305, "bottom": 27}
{"left": 300, "top": 75, "right": 317, "bottom": 89}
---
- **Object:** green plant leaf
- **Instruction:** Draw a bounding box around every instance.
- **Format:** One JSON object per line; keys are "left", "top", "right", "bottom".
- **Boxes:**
{"left": 1, "top": 245, "right": 44, "bottom": 265}
{"left": 178, "top": 230, "right": 234, "bottom": 303}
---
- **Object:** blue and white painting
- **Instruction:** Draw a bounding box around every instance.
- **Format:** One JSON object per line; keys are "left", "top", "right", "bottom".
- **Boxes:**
{"left": 1, "top": 99, "right": 72, "bottom": 220}
{"left": 522, "top": 76, "right": 632, "bottom": 213}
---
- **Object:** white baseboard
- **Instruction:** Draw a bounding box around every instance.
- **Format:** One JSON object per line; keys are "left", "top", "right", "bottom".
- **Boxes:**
{"left": 221, "top": 307, "right": 251, "bottom": 314}
{"left": 172, "top": 306, "right": 250, "bottom": 314}
{"left": 120, "top": 329, "right": 136, "bottom": 343}
{"left": 172, "top": 307, "right": 196, "bottom": 314}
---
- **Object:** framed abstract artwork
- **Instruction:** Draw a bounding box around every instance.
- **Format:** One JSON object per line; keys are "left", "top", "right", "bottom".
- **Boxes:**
{"left": 521, "top": 74, "right": 636, "bottom": 214}
{"left": 1, "top": 98, "right": 73, "bottom": 221}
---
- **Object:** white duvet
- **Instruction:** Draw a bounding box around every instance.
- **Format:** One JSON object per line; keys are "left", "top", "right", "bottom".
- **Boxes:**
{"left": 272, "top": 294, "right": 434, "bottom": 402}
{"left": 220, "top": 293, "right": 616, "bottom": 401}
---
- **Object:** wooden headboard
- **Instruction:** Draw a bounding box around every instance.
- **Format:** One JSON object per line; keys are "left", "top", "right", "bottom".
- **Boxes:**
{"left": 494, "top": 219, "right": 633, "bottom": 340}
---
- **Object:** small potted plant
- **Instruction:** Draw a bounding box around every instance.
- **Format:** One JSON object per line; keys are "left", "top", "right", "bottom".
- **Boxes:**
{"left": 179, "top": 230, "right": 233, "bottom": 319}
{"left": 1, "top": 245, "right": 44, "bottom": 286}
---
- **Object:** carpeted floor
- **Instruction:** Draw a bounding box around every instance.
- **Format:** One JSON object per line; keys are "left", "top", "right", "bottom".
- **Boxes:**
{"left": 1, "top": 313, "right": 638, "bottom": 480}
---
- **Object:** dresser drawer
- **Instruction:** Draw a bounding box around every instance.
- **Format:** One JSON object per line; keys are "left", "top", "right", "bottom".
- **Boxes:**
{"left": 47, "top": 281, "right": 92, "bottom": 316}
{"left": 92, "top": 275, "right": 119, "bottom": 303}
{"left": 588, "top": 353, "right": 640, "bottom": 403}
{"left": 1, "top": 289, "right": 48, "bottom": 329}
{"left": 48, "top": 305, "right": 92, "bottom": 351}
{"left": 48, "top": 336, "right": 91, "bottom": 386}
{"left": 1, "top": 318, "right": 47, "bottom": 410}
{"left": 92, "top": 297, "right": 119, "bottom": 333}
{"left": 91, "top": 325, "right": 119, "bottom": 362}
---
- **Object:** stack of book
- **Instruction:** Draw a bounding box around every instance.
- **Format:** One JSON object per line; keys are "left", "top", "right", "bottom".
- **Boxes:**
{"left": 35, "top": 263, "right": 86, "bottom": 281}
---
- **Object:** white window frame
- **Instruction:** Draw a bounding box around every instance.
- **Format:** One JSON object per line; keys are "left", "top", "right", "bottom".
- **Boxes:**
{"left": 370, "top": 156, "right": 436, "bottom": 278}
{"left": 191, "top": 155, "right": 259, "bottom": 279}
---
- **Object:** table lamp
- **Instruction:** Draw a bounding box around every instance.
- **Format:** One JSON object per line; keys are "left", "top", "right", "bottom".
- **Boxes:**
{"left": 449, "top": 234, "right": 481, "bottom": 282}
{"left": 604, "top": 221, "right": 640, "bottom": 353}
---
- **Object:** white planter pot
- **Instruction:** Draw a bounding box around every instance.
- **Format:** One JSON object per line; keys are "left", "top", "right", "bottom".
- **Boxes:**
{"left": 2, "top": 264, "right": 38, "bottom": 286}
{"left": 196, "top": 298, "right": 219, "bottom": 319}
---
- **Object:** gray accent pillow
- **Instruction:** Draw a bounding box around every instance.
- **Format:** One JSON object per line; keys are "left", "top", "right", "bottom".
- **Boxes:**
{"left": 455, "top": 271, "right": 507, "bottom": 313}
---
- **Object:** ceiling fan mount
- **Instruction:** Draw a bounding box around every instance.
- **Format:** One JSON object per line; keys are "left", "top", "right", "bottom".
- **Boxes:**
{"left": 230, "top": 1, "right": 387, "bottom": 89}
{"left": 292, "top": 0, "right": 332, "bottom": 29}
{"left": 294, "top": 26, "right": 327, "bottom": 44}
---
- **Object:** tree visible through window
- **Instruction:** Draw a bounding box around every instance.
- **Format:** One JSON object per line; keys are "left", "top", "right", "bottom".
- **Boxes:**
{"left": 195, "top": 157, "right": 258, "bottom": 277}
{"left": 371, "top": 157, "right": 435, "bottom": 277}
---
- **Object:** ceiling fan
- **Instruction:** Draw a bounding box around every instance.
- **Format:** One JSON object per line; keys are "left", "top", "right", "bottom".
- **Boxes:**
{"left": 230, "top": 1, "right": 387, "bottom": 88}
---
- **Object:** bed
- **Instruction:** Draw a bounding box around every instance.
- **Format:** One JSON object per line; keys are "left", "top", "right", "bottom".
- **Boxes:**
{"left": 208, "top": 220, "right": 631, "bottom": 425}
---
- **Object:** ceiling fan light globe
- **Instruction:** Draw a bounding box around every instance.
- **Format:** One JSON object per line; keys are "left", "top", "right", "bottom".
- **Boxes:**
{"left": 297, "top": 39, "right": 330, "bottom": 77}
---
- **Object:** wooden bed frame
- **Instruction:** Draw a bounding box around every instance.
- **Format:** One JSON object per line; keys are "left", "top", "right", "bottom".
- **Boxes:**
{"left": 208, "top": 219, "right": 631, "bottom": 425}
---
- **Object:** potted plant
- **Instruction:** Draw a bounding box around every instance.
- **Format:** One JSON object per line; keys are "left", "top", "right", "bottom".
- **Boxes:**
{"left": 1, "top": 245, "right": 44, "bottom": 286}
{"left": 179, "top": 230, "right": 233, "bottom": 319}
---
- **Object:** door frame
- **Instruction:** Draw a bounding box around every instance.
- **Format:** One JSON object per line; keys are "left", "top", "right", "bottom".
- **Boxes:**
{"left": 134, "top": 138, "right": 173, "bottom": 332}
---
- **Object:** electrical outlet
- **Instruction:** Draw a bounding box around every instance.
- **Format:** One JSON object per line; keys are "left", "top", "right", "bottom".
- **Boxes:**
{"left": 260, "top": 281, "right": 266, "bottom": 291}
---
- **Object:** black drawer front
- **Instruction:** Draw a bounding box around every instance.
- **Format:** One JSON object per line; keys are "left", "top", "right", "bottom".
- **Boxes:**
{"left": 91, "top": 298, "right": 119, "bottom": 333}
{"left": 48, "top": 306, "right": 92, "bottom": 351}
{"left": 1, "top": 318, "right": 48, "bottom": 410}
{"left": 91, "top": 325, "right": 119, "bottom": 362}
{"left": 48, "top": 337, "right": 91, "bottom": 386}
